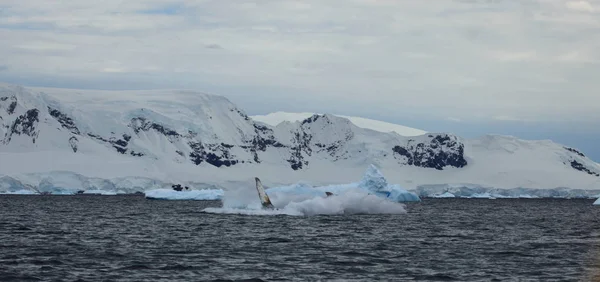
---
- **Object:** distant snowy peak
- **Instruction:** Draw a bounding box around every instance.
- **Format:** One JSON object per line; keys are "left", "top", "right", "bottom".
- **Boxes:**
{"left": 251, "top": 111, "right": 428, "bottom": 137}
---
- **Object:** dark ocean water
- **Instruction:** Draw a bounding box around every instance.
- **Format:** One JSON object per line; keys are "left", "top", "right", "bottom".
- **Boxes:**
{"left": 0, "top": 195, "right": 599, "bottom": 281}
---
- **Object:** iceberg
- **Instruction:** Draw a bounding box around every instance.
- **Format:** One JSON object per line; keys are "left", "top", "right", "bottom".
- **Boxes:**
{"left": 204, "top": 186, "right": 408, "bottom": 216}
{"left": 0, "top": 171, "right": 224, "bottom": 196}
{"left": 80, "top": 190, "right": 119, "bottom": 195}
{"left": 144, "top": 189, "right": 223, "bottom": 200}
{"left": 266, "top": 164, "right": 420, "bottom": 204}
{"left": 467, "top": 193, "right": 495, "bottom": 199}
{"left": 202, "top": 164, "right": 414, "bottom": 216}
{"left": 414, "top": 184, "right": 600, "bottom": 199}
{"left": 0, "top": 189, "right": 37, "bottom": 195}
{"left": 432, "top": 192, "right": 456, "bottom": 198}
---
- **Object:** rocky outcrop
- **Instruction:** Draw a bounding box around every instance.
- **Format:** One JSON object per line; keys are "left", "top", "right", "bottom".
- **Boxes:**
{"left": 3, "top": 109, "right": 39, "bottom": 144}
{"left": 48, "top": 107, "right": 80, "bottom": 135}
{"left": 569, "top": 160, "right": 599, "bottom": 177}
{"left": 392, "top": 134, "right": 467, "bottom": 170}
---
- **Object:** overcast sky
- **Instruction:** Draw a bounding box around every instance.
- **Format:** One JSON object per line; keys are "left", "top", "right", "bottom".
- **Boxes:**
{"left": 1, "top": 0, "right": 599, "bottom": 160}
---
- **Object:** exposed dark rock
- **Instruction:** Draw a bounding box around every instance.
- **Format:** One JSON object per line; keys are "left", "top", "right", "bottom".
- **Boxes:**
{"left": 188, "top": 141, "right": 205, "bottom": 165}
{"left": 570, "top": 160, "right": 599, "bottom": 177}
{"left": 286, "top": 130, "right": 313, "bottom": 170}
{"left": 240, "top": 123, "right": 287, "bottom": 163}
{"left": 123, "top": 134, "right": 131, "bottom": 142}
{"left": 87, "top": 133, "right": 108, "bottom": 143}
{"left": 221, "top": 143, "right": 234, "bottom": 149}
{"left": 113, "top": 145, "right": 126, "bottom": 154}
{"left": 4, "top": 109, "right": 39, "bottom": 144}
{"left": 113, "top": 139, "right": 127, "bottom": 147}
{"left": 130, "top": 117, "right": 179, "bottom": 137}
{"left": 564, "top": 147, "right": 585, "bottom": 158}
{"left": 250, "top": 136, "right": 285, "bottom": 152}
{"left": 392, "top": 134, "right": 467, "bottom": 170}
{"left": 205, "top": 152, "right": 238, "bottom": 167}
{"left": 301, "top": 114, "right": 325, "bottom": 125}
{"left": 1, "top": 96, "right": 18, "bottom": 115}
{"left": 231, "top": 108, "right": 250, "bottom": 121}
{"left": 48, "top": 107, "right": 80, "bottom": 135}
{"left": 88, "top": 133, "right": 129, "bottom": 154}
{"left": 314, "top": 141, "right": 346, "bottom": 160}
{"left": 175, "top": 150, "right": 184, "bottom": 157}
{"left": 253, "top": 123, "right": 271, "bottom": 133}
{"left": 69, "top": 136, "right": 78, "bottom": 153}
{"left": 7, "top": 100, "right": 17, "bottom": 115}
{"left": 130, "top": 151, "right": 144, "bottom": 157}
{"left": 188, "top": 140, "right": 240, "bottom": 167}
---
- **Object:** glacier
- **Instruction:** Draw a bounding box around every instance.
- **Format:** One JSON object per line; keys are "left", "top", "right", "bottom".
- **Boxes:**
{"left": 141, "top": 165, "right": 419, "bottom": 202}
{"left": 265, "top": 164, "right": 421, "bottom": 204}
{"left": 1, "top": 167, "right": 599, "bottom": 200}
{"left": 145, "top": 189, "right": 223, "bottom": 200}
{"left": 1, "top": 82, "right": 600, "bottom": 198}
{"left": 414, "top": 184, "right": 600, "bottom": 199}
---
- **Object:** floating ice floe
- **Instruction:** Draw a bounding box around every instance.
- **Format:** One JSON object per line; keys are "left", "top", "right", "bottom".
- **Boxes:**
{"left": 594, "top": 197, "right": 600, "bottom": 206}
{"left": 201, "top": 164, "right": 415, "bottom": 216}
{"left": 203, "top": 185, "right": 409, "bottom": 216}
{"left": 431, "top": 191, "right": 456, "bottom": 198}
{"left": 414, "top": 184, "right": 600, "bottom": 199}
{"left": 0, "top": 189, "right": 37, "bottom": 195}
{"left": 266, "top": 164, "right": 421, "bottom": 204}
{"left": 80, "top": 190, "right": 120, "bottom": 195}
{"left": 144, "top": 189, "right": 223, "bottom": 200}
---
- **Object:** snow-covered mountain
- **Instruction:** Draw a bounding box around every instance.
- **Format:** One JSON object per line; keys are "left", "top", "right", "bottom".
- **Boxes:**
{"left": 251, "top": 112, "right": 428, "bottom": 137}
{"left": 1, "top": 83, "right": 599, "bottom": 194}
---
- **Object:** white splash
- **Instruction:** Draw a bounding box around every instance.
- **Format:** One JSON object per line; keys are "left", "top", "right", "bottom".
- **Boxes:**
{"left": 202, "top": 186, "right": 407, "bottom": 216}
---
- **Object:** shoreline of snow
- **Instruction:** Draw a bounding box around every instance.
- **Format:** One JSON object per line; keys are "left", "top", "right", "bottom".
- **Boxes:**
{"left": 144, "top": 189, "right": 223, "bottom": 200}
{"left": 1, "top": 166, "right": 599, "bottom": 200}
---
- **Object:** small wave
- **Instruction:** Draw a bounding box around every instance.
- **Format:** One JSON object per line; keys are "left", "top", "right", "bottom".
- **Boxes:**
{"left": 417, "top": 274, "right": 460, "bottom": 281}
{"left": 157, "top": 263, "right": 196, "bottom": 271}
{"left": 261, "top": 237, "right": 293, "bottom": 243}
{"left": 117, "top": 264, "right": 153, "bottom": 270}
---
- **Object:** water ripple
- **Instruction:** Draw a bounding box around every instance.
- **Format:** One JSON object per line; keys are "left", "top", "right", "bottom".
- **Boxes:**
{"left": 0, "top": 196, "right": 599, "bottom": 281}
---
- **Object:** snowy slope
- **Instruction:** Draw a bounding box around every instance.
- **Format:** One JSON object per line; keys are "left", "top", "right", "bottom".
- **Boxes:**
{"left": 1, "top": 83, "right": 599, "bottom": 195}
{"left": 251, "top": 111, "right": 427, "bottom": 137}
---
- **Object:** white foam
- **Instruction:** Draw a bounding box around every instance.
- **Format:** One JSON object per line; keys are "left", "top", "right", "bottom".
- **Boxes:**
{"left": 202, "top": 187, "right": 406, "bottom": 216}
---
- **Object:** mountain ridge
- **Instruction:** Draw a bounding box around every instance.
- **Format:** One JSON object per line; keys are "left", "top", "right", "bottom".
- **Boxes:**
{"left": 1, "top": 83, "right": 599, "bottom": 191}
{"left": 251, "top": 111, "right": 428, "bottom": 137}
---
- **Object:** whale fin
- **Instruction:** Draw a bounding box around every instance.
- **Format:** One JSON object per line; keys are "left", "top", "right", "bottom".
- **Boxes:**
{"left": 255, "top": 177, "right": 275, "bottom": 209}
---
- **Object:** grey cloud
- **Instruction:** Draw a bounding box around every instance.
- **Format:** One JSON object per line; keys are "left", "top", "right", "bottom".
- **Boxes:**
{"left": 0, "top": 0, "right": 598, "bottom": 124}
